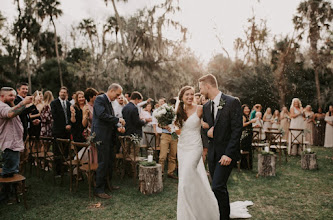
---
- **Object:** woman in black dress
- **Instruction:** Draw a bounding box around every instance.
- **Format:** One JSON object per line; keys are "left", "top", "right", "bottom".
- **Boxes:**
{"left": 240, "top": 104, "right": 257, "bottom": 169}
{"left": 70, "top": 91, "right": 88, "bottom": 143}
{"left": 313, "top": 107, "right": 326, "bottom": 146}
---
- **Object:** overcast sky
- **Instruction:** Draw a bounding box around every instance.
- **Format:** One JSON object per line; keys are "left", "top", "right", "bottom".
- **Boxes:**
{"left": 2, "top": 0, "right": 302, "bottom": 62}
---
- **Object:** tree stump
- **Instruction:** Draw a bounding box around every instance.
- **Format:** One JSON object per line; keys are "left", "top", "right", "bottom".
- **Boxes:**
{"left": 301, "top": 153, "right": 318, "bottom": 170}
{"left": 258, "top": 154, "right": 276, "bottom": 177}
{"left": 138, "top": 164, "right": 163, "bottom": 195}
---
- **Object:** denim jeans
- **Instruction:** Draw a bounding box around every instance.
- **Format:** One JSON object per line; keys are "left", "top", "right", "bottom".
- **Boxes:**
{"left": 1, "top": 149, "right": 20, "bottom": 176}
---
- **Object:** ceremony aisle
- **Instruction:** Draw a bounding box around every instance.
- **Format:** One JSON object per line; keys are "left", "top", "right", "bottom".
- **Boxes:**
{"left": 1, "top": 147, "right": 332, "bottom": 219}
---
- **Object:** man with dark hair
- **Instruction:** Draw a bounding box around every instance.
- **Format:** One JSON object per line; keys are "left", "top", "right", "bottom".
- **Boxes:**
{"left": 194, "top": 93, "right": 201, "bottom": 104}
{"left": 122, "top": 91, "right": 150, "bottom": 137}
{"left": 92, "top": 83, "right": 125, "bottom": 199}
{"left": 14, "top": 82, "right": 36, "bottom": 140}
{"left": 124, "top": 92, "right": 131, "bottom": 102}
{"left": 50, "top": 86, "right": 72, "bottom": 176}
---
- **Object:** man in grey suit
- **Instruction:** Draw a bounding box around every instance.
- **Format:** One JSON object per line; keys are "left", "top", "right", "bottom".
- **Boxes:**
{"left": 92, "top": 83, "right": 126, "bottom": 199}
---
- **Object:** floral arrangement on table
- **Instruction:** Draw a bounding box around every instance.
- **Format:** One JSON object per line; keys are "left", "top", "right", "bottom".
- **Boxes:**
{"left": 153, "top": 104, "right": 178, "bottom": 140}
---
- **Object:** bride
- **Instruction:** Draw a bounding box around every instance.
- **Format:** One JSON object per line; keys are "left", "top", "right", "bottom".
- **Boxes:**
{"left": 175, "top": 86, "right": 220, "bottom": 220}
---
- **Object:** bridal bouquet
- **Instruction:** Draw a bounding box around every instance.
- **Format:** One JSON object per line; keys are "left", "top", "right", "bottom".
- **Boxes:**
{"left": 153, "top": 104, "right": 178, "bottom": 139}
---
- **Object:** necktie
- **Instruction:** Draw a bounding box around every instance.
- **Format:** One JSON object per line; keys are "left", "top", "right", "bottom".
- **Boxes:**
{"left": 62, "top": 101, "right": 68, "bottom": 124}
{"left": 211, "top": 101, "right": 215, "bottom": 124}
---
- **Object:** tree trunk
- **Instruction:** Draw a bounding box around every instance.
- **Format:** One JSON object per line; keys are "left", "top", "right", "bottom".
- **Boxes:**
{"left": 111, "top": 0, "right": 127, "bottom": 58}
{"left": 301, "top": 153, "right": 318, "bottom": 170}
{"left": 138, "top": 164, "right": 163, "bottom": 195}
{"left": 26, "top": 42, "right": 32, "bottom": 93}
{"left": 258, "top": 154, "right": 276, "bottom": 177}
{"left": 51, "top": 17, "right": 63, "bottom": 87}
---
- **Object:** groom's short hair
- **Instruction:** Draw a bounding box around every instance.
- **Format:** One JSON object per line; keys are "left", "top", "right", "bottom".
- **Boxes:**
{"left": 199, "top": 74, "right": 218, "bottom": 88}
{"left": 130, "top": 91, "right": 143, "bottom": 100}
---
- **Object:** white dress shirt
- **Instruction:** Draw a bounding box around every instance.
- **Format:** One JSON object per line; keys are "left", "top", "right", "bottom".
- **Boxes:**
{"left": 212, "top": 91, "right": 222, "bottom": 119}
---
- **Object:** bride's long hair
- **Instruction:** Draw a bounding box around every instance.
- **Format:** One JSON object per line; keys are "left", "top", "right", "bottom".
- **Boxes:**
{"left": 175, "top": 86, "right": 194, "bottom": 128}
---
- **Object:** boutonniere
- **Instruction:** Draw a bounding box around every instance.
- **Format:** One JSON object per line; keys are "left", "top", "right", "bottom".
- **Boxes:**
{"left": 217, "top": 99, "right": 226, "bottom": 110}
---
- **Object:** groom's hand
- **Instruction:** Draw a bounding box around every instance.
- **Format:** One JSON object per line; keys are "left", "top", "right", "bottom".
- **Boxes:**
{"left": 219, "top": 155, "right": 232, "bottom": 166}
{"left": 207, "top": 127, "right": 214, "bottom": 138}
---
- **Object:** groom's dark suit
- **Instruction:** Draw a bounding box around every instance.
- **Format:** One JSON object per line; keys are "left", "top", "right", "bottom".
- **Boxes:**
{"left": 203, "top": 93, "right": 242, "bottom": 220}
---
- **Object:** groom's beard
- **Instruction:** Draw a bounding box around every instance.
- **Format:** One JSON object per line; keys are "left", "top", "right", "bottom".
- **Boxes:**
{"left": 5, "top": 101, "right": 14, "bottom": 107}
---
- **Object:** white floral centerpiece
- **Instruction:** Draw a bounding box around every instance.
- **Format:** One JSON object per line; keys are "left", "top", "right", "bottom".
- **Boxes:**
{"left": 153, "top": 104, "right": 178, "bottom": 139}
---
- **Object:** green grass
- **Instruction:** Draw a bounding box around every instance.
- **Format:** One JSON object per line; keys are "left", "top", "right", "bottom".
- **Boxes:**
{"left": 1, "top": 146, "right": 332, "bottom": 220}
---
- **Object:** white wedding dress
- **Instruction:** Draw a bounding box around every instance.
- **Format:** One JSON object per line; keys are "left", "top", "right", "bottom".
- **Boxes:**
{"left": 177, "top": 108, "right": 220, "bottom": 220}
{"left": 177, "top": 107, "right": 253, "bottom": 219}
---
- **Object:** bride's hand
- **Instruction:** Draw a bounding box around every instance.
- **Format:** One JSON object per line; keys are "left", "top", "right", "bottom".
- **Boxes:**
{"left": 207, "top": 127, "right": 214, "bottom": 138}
{"left": 201, "top": 121, "right": 209, "bottom": 129}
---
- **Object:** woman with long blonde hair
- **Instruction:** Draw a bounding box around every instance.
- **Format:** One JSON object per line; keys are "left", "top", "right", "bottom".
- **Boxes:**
{"left": 40, "top": 91, "right": 54, "bottom": 137}
{"left": 288, "top": 98, "right": 305, "bottom": 155}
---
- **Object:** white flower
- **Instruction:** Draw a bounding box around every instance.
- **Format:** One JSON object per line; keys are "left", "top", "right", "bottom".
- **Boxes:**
{"left": 159, "top": 108, "right": 167, "bottom": 115}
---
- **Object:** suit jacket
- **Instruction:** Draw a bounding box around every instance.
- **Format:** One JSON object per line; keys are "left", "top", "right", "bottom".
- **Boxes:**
{"left": 122, "top": 102, "right": 146, "bottom": 137}
{"left": 14, "top": 95, "right": 35, "bottom": 140}
{"left": 203, "top": 93, "right": 242, "bottom": 161}
{"left": 91, "top": 94, "right": 119, "bottom": 144}
{"left": 50, "top": 98, "right": 71, "bottom": 136}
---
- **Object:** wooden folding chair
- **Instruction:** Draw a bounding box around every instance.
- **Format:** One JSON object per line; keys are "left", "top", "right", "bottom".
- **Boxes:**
{"left": 289, "top": 128, "right": 305, "bottom": 155}
{"left": 144, "top": 131, "right": 160, "bottom": 161}
{"left": 266, "top": 131, "right": 288, "bottom": 163}
{"left": 27, "top": 136, "right": 42, "bottom": 177}
{"left": 71, "top": 141, "right": 90, "bottom": 192}
{"left": 79, "top": 144, "right": 98, "bottom": 199}
{"left": 118, "top": 136, "right": 145, "bottom": 184}
{"left": 39, "top": 136, "right": 54, "bottom": 179}
{"left": 54, "top": 138, "right": 73, "bottom": 191}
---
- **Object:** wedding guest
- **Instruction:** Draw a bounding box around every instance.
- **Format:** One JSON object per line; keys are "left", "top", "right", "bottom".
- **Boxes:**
{"left": 14, "top": 82, "right": 35, "bottom": 141}
{"left": 324, "top": 105, "right": 333, "bottom": 148}
{"left": 253, "top": 112, "right": 265, "bottom": 140}
{"left": 0, "top": 87, "right": 33, "bottom": 178}
{"left": 50, "top": 86, "right": 72, "bottom": 176}
{"left": 194, "top": 93, "right": 201, "bottom": 104}
{"left": 35, "top": 90, "right": 44, "bottom": 112}
{"left": 263, "top": 107, "right": 272, "bottom": 132}
{"left": 271, "top": 110, "right": 280, "bottom": 129}
{"left": 112, "top": 94, "right": 125, "bottom": 118}
{"left": 69, "top": 92, "right": 76, "bottom": 106}
{"left": 28, "top": 90, "right": 42, "bottom": 138}
{"left": 70, "top": 91, "right": 87, "bottom": 142}
{"left": 250, "top": 104, "right": 262, "bottom": 120}
{"left": 313, "top": 107, "right": 326, "bottom": 146}
{"left": 288, "top": 98, "right": 304, "bottom": 155}
{"left": 92, "top": 83, "right": 125, "bottom": 199}
{"left": 152, "top": 98, "right": 166, "bottom": 144}
{"left": 280, "top": 106, "right": 290, "bottom": 140}
{"left": 40, "top": 91, "right": 54, "bottom": 137}
{"left": 240, "top": 104, "right": 256, "bottom": 169}
{"left": 140, "top": 103, "right": 154, "bottom": 146}
{"left": 83, "top": 87, "right": 98, "bottom": 135}
{"left": 124, "top": 92, "right": 131, "bottom": 102}
{"left": 304, "top": 105, "right": 315, "bottom": 145}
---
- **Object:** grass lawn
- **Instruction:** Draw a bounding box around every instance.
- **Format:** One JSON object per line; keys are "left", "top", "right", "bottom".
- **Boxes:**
{"left": 1, "top": 146, "right": 332, "bottom": 219}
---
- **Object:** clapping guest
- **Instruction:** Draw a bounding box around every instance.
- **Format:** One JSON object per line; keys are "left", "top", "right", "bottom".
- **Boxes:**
{"left": 50, "top": 86, "right": 72, "bottom": 176}
{"left": 280, "top": 106, "right": 290, "bottom": 140}
{"left": 288, "top": 98, "right": 304, "bottom": 155}
{"left": 140, "top": 103, "right": 154, "bottom": 146}
{"left": 263, "top": 107, "right": 272, "bottom": 132}
{"left": 40, "top": 91, "right": 54, "bottom": 137}
{"left": 253, "top": 112, "right": 265, "bottom": 140}
{"left": 28, "top": 90, "right": 42, "bottom": 138}
{"left": 324, "top": 105, "right": 333, "bottom": 148}
{"left": 313, "top": 107, "right": 326, "bottom": 146}
{"left": 271, "top": 110, "right": 280, "bottom": 129}
{"left": 250, "top": 104, "right": 262, "bottom": 120}
{"left": 240, "top": 104, "right": 256, "bottom": 169}
{"left": 70, "top": 91, "right": 87, "bottom": 142}
{"left": 304, "top": 105, "right": 315, "bottom": 145}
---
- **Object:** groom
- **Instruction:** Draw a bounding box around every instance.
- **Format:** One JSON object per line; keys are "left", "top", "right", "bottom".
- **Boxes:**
{"left": 199, "top": 74, "right": 242, "bottom": 220}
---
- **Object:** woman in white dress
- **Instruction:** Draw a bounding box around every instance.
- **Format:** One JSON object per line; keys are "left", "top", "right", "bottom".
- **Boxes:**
{"left": 324, "top": 105, "right": 333, "bottom": 148}
{"left": 271, "top": 110, "right": 280, "bottom": 129}
{"left": 263, "top": 108, "right": 272, "bottom": 132}
{"left": 288, "top": 98, "right": 304, "bottom": 155}
{"left": 304, "top": 105, "right": 315, "bottom": 145}
{"left": 175, "top": 86, "right": 219, "bottom": 220}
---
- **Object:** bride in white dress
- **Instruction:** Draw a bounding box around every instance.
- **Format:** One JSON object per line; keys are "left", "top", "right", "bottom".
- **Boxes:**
{"left": 175, "top": 86, "right": 220, "bottom": 220}
{"left": 175, "top": 86, "right": 253, "bottom": 220}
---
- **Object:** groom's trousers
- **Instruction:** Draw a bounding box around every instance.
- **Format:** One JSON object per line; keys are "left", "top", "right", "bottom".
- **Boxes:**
{"left": 209, "top": 159, "right": 235, "bottom": 220}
